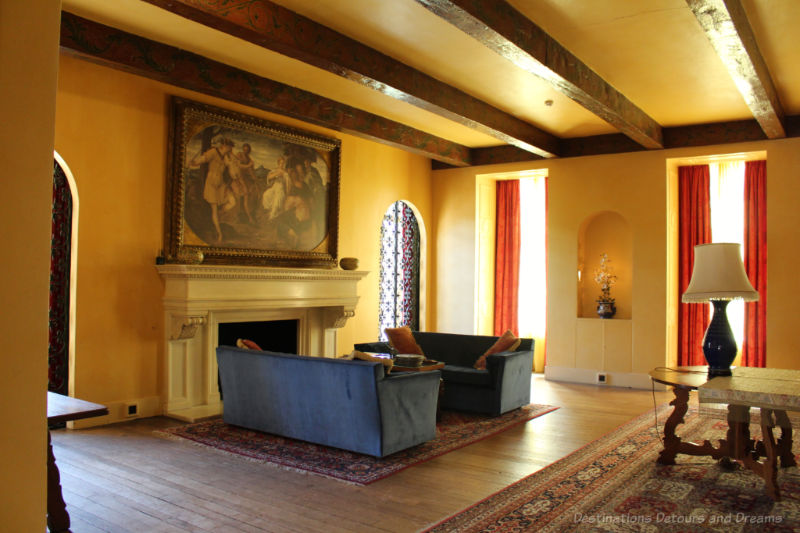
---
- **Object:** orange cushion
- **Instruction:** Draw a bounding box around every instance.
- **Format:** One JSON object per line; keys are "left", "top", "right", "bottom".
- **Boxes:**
{"left": 384, "top": 326, "right": 424, "bottom": 356}
{"left": 236, "top": 338, "right": 263, "bottom": 351}
{"left": 474, "top": 330, "right": 521, "bottom": 369}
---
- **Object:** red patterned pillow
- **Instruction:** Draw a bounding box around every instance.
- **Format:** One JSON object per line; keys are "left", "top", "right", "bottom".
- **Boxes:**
{"left": 384, "top": 326, "right": 424, "bottom": 356}
{"left": 474, "top": 330, "right": 521, "bottom": 369}
{"left": 236, "top": 338, "right": 263, "bottom": 351}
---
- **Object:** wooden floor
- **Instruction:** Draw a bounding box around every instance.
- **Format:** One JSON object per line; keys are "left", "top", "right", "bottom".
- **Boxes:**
{"left": 51, "top": 376, "right": 673, "bottom": 532}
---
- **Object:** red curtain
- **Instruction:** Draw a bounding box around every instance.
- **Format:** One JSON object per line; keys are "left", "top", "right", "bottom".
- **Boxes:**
{"left": 742, "top": 160, "right": 767, "bottom": 367}
{"left": 678, "top": 165, "right": 711, "bottom": 366}
{"left": 494, "top": 180, "right": 520, "bottom": 336}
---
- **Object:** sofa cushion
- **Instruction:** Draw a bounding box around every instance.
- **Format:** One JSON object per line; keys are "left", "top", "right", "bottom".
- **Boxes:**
{"left": 441, "top": 365, "right": 492, "bottom": 387}
{"left": 236, "top": 338, "right": 263, "bottom": 351}
{"left": 385, "top": 326, "right": 425, "bottom": 355}
{"left": 473, "top": 330, "right": 521, "bottom": 369}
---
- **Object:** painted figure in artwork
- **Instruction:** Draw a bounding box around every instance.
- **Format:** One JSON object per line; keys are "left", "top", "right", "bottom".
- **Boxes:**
{"left": 262, "top": 156, "right": 289, "bottom": 220}
{"left": 227, "top": 142, "right": 256, "bottom": 225}
{"left": 188, "top": 137, "right": 235, "bottom": 243}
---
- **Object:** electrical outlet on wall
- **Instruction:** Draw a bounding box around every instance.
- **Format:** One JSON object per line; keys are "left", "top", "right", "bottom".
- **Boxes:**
{"left": 125, "top": 403, "right": 138, "bottom": 417}
{"left": 596, "top": 373, "right": 608, "bottom": 385}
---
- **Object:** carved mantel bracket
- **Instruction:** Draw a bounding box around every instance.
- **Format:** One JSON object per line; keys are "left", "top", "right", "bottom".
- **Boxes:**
{"left": 324, "top": 306, "right": 356, "bottom": 329}
{"left": 169, "top": 315, "right": 207, "bottom": 340}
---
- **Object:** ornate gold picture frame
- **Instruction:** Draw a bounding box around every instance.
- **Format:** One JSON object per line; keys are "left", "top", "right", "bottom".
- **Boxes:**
{"left": 164, "top": 97, "right": 340, "bottom": 268}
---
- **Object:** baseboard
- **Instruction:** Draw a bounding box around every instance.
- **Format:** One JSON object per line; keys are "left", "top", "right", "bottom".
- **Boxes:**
{"left": 68, "top": 395, "right": 162, "bottom": 429}
{"left": 544, "top": 365, "right": 660, "bottom": 390}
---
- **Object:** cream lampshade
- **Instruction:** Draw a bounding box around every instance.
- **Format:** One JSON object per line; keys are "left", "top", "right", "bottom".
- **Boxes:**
{"left": 682, "top": 243, "right": 758, "bottom": 376}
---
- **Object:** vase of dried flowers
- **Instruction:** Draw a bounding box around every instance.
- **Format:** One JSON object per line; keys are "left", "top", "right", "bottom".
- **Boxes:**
{"left": 594, "top": 253, "right": 617, "bottom": 319}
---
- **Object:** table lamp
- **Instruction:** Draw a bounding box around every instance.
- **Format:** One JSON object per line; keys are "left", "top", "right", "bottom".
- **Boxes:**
{"left": 682, "top": 243, "right": 759, "bottom": 376}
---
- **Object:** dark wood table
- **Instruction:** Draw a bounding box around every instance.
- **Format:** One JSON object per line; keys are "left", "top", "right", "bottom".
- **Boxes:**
{"left": 47, "top": 392, "right": 108, "bottom": 532}
{"left": 649, "top": 366, "right": 796, "bottom": 500}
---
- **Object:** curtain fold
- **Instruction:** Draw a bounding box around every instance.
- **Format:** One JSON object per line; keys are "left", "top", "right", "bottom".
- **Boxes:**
{"left": 742, "top": 160, "right": 767, "bottom": 367}
{"left": 494, "top": 180, "right": 520, "bottom": 336}
{"left": 678, "top": 165, "right": 711, "bottom": 366}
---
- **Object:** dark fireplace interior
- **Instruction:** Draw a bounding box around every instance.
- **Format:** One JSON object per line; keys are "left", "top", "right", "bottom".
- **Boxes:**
{"left": 218, "top": 319, "right": 299, "bottom": 354}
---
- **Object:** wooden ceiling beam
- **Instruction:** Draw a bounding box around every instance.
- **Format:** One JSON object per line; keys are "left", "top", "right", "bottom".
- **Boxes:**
{"left": 433, "top": 116, "right": 800, "bottom": 169}
{"left": 59, "top": 12, "right": 472, "bottom": 167}
{"left": 140, "top": 0, "right": 560, "bottom": 158}
{"left": 686, "top": 0, "right": 785, "bottom": 139}
{"left": 415, "top": 0, "right": 664, "bottom": 150}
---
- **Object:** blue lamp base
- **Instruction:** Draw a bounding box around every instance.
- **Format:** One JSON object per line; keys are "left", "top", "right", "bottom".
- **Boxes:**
{"left": 702, "top": 300, "right": 737, "bottom": 377}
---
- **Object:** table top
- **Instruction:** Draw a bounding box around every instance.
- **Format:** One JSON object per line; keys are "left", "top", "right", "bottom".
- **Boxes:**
{"left": 648, "top": 366, "right": 711, "bottom": 389}
{"left": 47, "top": 391, "right": 108, "bottom": 425}
{"left": 699, "top": 367, "right": 800, "bottom": 411}
{"left": 649, "top": 366, "right": 800, "bottom": 411}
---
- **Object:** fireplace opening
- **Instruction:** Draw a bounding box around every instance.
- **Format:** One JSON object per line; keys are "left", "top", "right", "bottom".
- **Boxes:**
{"left": 218, "top": 319, "right": 299, "bottom": 354}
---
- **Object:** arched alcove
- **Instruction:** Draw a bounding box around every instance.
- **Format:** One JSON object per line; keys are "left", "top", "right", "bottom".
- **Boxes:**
{"left": 577, "top": 211, "right": 632, "bottom": 319}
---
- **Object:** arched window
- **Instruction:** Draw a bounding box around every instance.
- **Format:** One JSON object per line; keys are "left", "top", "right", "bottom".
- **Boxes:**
{"left": 379, "top": 201, "right": 421, "bottom": 340}
{"left": 49, "top": 154, "right": 78, "bottom": 395}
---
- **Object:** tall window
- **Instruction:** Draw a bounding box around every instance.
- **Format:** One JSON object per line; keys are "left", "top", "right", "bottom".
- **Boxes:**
{"left": 518, "top": 177, "right": 547, "bottom": 344}
{"left": 379, "top": 201, "right": 420, "bottom": 340}
{"left": 50, "top": 155, "right": 78, "bottom": 395}
{"left": 678, "top": 157, "right": 766, "bottom": 367}
{"left": 709, "top": 161, "right": 746, "bottom": 348}
{"left": 490, "top": 174, "right": 547, "bottom": 370}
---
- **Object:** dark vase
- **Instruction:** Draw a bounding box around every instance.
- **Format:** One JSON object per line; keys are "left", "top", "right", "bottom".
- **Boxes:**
{"left": 596, "top": 300, "right": 616, "bottom": 319}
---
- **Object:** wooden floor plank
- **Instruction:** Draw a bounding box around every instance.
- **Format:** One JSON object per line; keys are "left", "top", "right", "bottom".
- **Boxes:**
{"left": 50, "top": 376, "right": 673, "bottom": 532}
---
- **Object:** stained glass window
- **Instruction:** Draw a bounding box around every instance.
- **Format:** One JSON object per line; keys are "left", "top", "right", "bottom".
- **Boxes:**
{"left": 379, "top": 201, "right": 420, "bottom": 340}
{"left": 49, "top": 159, "right": 73, "bottom": 395}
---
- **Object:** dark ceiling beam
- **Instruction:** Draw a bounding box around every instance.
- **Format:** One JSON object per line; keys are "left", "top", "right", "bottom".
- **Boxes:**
{"left": 140, "top": 0, "right": 560, "bottom": 158}
{"left": 59, "top": 12, "right": 471, "bottom": 167}
{"left": 433, "top": 116, "right": 800, "bottom": 169}
{"left": 686, "top": 0, "right": 785, "bottom": 139}
{"left": 415, "top": 0, "right": 664, "bottom": 150}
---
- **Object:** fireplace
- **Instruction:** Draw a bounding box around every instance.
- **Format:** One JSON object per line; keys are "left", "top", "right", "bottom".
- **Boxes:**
{"left": 217, "top": 319, "right": 298, "bottom": 354}
{"left": 157, "top": 264, "right": 367, "bottom": 421}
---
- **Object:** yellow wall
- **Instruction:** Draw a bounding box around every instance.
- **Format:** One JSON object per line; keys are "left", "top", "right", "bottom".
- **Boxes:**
{"left": 55, "top": 54, "right": 431, "bottom": 421}
{"left": 51, "top": 50, "right": 800, "bottom": 422}
{"left": 0, "top": 0, "right": 61, "bottom": 528}
{"left": 433, "top": 138, "right": 800, "bottom": 383}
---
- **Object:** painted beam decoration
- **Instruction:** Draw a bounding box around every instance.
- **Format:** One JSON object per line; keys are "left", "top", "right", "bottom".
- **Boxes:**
{"left": 687, "top": 0, "right": 786, "bottom": 139}
{"left": 141, "top": 0, "right": 559, "bottom": 158}
{"left": 415, "top": 0, "right": 664, "bottom": 150}
{"left": 59, "top": 12, "right": 471, "bottom": 167}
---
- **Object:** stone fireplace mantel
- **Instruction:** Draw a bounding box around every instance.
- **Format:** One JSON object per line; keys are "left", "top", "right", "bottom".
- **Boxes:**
{"left": 157, "top": 264, "right": 368, "bottom": 421}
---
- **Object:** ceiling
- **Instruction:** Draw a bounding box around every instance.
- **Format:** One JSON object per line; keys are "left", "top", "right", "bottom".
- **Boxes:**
{"left": 59, "top": 0, "right": 800, "bottom": 167}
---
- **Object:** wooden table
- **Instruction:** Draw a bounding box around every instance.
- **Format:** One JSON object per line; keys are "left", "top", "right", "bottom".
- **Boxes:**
{"left": 649, "top": 366, "right": 797, "bottom": 500}
{"left": 47, "top": 392, "right": 108, "bottom": 532}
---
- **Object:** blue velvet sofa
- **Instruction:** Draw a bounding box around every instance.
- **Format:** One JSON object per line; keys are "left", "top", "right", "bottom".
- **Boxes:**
{"left": 356, "top": 331, "right": 533, "bottom": 416}
{"left": 216, "top": 345, "right": 441, "bottom": 457}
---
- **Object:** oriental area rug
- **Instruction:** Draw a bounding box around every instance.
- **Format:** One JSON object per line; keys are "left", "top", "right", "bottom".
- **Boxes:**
{"left": 424, "top": 405, "right": 800, "bottom": 532}
{"left": 156, "top": 404, "right": 557, "bottom": 485}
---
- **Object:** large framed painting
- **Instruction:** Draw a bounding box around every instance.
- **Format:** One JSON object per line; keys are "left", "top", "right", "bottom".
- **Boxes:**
{"left": 164, "top": 97, "right": 340, "bottom": 268}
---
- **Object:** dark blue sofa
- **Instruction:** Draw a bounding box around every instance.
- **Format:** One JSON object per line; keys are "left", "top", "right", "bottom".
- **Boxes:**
{"left": 216, "top": 345, "right": 441, "bottom": 457}
{"left": 356, "top": 331, "right": 533, "bottom": 416}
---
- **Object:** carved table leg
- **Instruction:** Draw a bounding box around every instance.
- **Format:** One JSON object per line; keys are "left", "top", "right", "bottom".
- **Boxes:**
{"left": 759, "top": 409, "right": 781, "bottom": 501}
{"left": 46, "top": 429, "right": 71, "bottom": 532}
{"left": 658, "top": 387, "right": 690, "bottom": 465}
{"left": 774, "top": 410, "right": 796, "bottom": 468}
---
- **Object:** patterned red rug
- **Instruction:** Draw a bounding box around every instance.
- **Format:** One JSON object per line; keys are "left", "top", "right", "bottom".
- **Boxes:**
{"left": 156, "top": 404, "right": 557, "bottom": 485}
{"left": 424, "top": 405, "right": 800, "bottom": 532}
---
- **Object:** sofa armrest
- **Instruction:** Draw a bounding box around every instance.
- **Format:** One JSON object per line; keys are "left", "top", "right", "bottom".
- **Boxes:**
{"left": 486, "top": 349, "right": 534, "bottom": 412}
{"left": 485, "top": 349, "right": 534, "bottom": 388}
{"left": 376, "top": 370, "right": 441, "bottom": 456}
